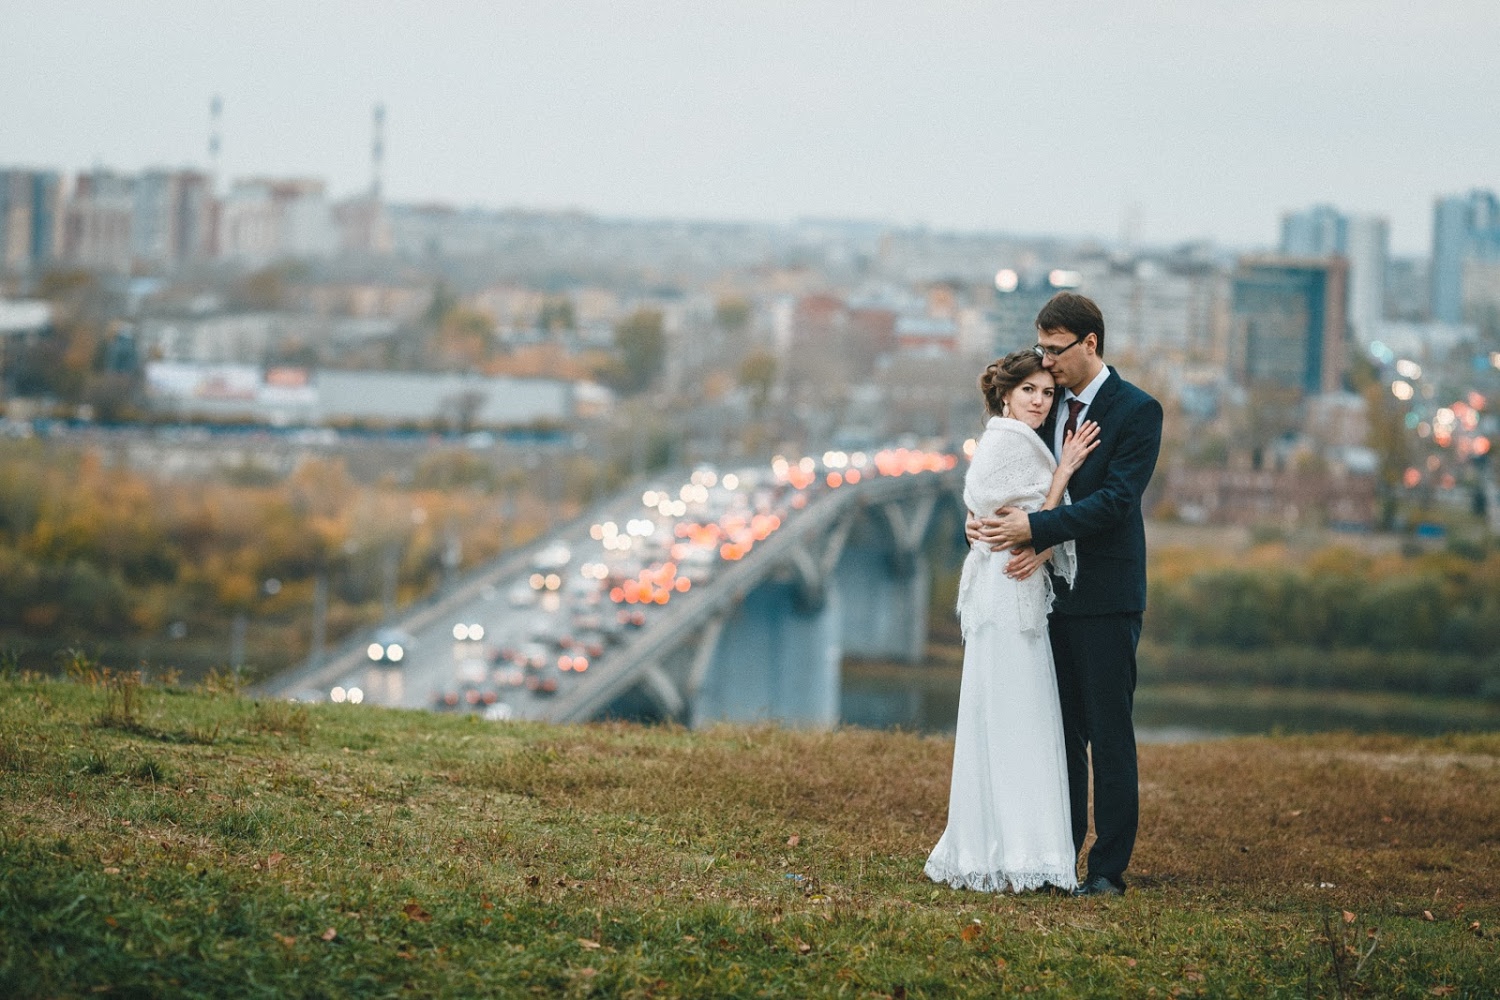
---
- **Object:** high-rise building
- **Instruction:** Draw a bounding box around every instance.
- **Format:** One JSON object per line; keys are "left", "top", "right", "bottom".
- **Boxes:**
{"left": 1383, "top": 256, "right": 1429, "bottom": 323}
{"left": 0, "top": 168, "right": 63, "bottom": 274}
{"left": 1430, "top": 189, "right": 1500, "bottom": 323}
{"left": 1230, "top": 256, "right": 1348, "bottom": 397}
{"left": 1280, "top": 204, "right": 1347, "bottom": 257}
{"left": 1073, "top": 253, "right": 1225, "bottom": 361}
{"left": 1278, "top": 203, "right": 1387, "bottom": 346}
{"left": 1344, "top": 216, "right": 1388, "bottom": 346}
{"left": 218, "top": 178, "right": 335, "bottom": 264}
{"left": 989, "top": 270, "right": 1072, "bottom": 353}
{"left": 133, "top": 169, "right": 214, "bottom": 268}
{"left": 64, "top": 169, "right": 135, "bottom": 272}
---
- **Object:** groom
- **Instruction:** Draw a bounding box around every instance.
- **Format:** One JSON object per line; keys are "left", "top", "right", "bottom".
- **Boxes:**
{"left": 969, "top": 291, "right": 1162, "bottom": 897}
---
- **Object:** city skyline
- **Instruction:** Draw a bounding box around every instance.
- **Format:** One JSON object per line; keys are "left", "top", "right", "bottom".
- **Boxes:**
{"left": 3, "top": 1, "right": 1498, "bottom": 256}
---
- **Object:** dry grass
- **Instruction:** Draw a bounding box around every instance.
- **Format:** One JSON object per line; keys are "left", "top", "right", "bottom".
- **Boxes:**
{"left": 1134, "top": 736, "right": 1500, "bottom": 908}
{"left": 1, "top": 678, "right": 1496, "bottom": 998}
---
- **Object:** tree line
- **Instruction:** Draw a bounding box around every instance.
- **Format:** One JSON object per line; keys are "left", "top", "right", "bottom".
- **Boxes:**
{"left": 1141, "top": 543, "right": 1500, "bottom": 699}
{"left": 0, "top": 442, "right": 576, "bottom": 679}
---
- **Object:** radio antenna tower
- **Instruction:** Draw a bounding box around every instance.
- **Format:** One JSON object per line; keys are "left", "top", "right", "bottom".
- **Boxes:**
{"left": 370, "top": 102, "right": 385, "bottom": 202}
{"left": 207, "top": 95, "right": 224, "bottom": 192}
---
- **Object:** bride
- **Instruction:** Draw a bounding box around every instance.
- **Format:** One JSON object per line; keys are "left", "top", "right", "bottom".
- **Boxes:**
{"left": 924, "top": 349, "right": 1098, "bottom": 893}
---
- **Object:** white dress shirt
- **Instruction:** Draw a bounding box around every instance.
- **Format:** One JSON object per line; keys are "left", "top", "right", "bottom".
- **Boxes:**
{"left": 1052, "top": 365, "right": 1112, "bottom": 458}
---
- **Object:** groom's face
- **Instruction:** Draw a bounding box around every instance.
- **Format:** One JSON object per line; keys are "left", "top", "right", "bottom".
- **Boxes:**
{"left": 1037, "top": 326, "right": 1095, "bottom": 391}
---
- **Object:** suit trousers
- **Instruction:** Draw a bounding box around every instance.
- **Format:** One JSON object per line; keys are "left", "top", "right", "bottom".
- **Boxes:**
{"left": 1049, "top": 610, "right": 1142, "bottom": 883}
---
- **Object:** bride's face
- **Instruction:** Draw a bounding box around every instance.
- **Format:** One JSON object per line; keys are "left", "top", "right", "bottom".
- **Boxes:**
{"left": 1004, "top": 371, "right": 1056, "bottom": 429}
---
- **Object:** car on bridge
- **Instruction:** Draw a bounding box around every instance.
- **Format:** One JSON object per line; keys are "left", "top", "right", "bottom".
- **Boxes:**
{"left": 525, "top": 674, "right": 559, "bottom": 697}
{"left": 366, "top": 628, "right": 415, "bottom": 665}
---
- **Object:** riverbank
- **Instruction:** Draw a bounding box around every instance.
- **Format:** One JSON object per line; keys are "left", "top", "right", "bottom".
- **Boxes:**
{"left": 2, "top": 676, "right": 1496, "bottom": 997}
{"left": 843, "top": 657, "right": 1500, "bottom": 739}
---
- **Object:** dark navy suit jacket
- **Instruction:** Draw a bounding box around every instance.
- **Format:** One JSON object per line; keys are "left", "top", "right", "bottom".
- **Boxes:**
{"left": 1029, "top": 367, "right": 1163, "bottom": 616}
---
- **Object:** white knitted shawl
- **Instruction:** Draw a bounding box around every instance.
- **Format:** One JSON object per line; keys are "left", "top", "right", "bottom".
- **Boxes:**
{"left": 956, "top": 416, "right": 1077, "bottom": 638}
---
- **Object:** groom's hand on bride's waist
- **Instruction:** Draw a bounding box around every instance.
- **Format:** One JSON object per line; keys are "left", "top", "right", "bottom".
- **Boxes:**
{"left": 979, "top": 506, "right": 1033, "bottom": 550}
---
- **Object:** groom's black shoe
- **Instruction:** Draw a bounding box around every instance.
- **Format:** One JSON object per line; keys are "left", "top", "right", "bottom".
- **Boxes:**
{"left": 1073, "top": 875, "right": 1125, "bottom": 898}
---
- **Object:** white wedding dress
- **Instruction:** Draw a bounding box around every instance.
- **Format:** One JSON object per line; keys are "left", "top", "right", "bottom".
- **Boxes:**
{"left": 924, "top": 416, "right": 1079, "bottom": 893}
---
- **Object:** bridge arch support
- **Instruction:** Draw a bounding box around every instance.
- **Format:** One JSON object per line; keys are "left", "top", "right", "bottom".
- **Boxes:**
{"left": 548, "top": 467, "right": 970, "bottom": 728}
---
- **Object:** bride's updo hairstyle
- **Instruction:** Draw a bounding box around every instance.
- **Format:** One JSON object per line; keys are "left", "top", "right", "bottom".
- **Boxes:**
{"left": 979, "top": 349, "right": 1046, "bottom": 418}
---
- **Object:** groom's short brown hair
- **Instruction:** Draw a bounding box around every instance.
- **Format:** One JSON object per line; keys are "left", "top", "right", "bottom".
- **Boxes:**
{"left": 1036, "top": 292, "right": 1106, "bottom": 357}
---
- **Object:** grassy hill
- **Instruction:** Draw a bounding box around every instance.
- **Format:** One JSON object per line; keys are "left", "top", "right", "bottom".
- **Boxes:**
{"left": 1, "top": 673, "right": 1496, "bottom": 998}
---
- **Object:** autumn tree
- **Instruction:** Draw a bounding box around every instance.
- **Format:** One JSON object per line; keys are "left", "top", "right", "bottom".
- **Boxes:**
{"left": 6, "top": 269, "right": 114, "bottom": 403}
{"left": 538, "top": 296, "right": 576, "bottom": 335}
{"left": 715, "top": 296, "right": 751, "bottom": 336}
{"left": 612, "top": 309, "right": 666, "bottom": 395}
{"left": 1358, "top": 362, "right": 1412, "bottom": 530}
{"left": 435, "top": 307, "right": 497, "bottom": 370}
{"left": 232, "top": 262, "right": 305, "bottom": 311}
{"left": 417, "top": 281, "right": 496, "bottom": 371}
{"left": 737, "top": 349, "right": 777, "bottom": 416}
{"left": 1240, "top": 383, "right": 1305, "bottom": 468}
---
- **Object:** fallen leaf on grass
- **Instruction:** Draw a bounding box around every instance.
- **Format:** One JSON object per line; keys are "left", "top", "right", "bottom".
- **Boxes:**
{"left": 1429, "top": 988, "right": 1457, "bottom": 997}
{"left": 960, "top": 924, "right": 981, "bottom": 943}
{"left": 266, "top": 852, "right": 286, "bottom": 869}
{"left": 402, "top": 903, "right": 432, "bottom": 922}
{"left": 1125, "top": 958, "right": 1137, "bottom": 968}
{"left": 577, "top": 939, "right": 601, "bottom": 950}
{"left": 1342, "top": 910, "right": 1356, "bottom": 924}
{"left": 103, "top": 867, "right": 121, "bottom": 875}
{"left": 786, "top": 835, "right": 800, "bottom": 847}
{"left": 1423, "top": 910, "right": 1434, "bottom": 922}
{"left": 274, "top": 934, "right": 296, "bottom": 947}
{"left": 321, "top": 927, "right": 338, "bottom": 942}
{"left": 794, "top": 938, "right": 812, "bottom": 954}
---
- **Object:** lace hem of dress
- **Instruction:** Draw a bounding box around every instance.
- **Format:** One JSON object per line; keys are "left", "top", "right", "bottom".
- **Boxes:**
{"left": 923, "top": 861, "right": 1078, "bottom": 894}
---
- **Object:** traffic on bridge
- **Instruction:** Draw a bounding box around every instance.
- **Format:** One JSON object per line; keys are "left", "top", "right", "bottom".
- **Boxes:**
{"left": 266, "top": 443, "right": 958, "bottom": 723}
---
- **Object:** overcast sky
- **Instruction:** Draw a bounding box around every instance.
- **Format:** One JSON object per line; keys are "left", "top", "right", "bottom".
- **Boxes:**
{"left": 3, "top": 1, "right": 1496, "bottom": 255}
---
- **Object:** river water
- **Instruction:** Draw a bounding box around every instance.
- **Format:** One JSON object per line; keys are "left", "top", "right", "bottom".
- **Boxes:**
{"left": 839, "top": 662, "right": 1500, "bottom": 739}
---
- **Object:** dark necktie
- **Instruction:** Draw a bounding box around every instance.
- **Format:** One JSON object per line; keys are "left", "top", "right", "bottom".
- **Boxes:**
{"left": 1063, "top": 397, "right": 1086, "bottom": 443}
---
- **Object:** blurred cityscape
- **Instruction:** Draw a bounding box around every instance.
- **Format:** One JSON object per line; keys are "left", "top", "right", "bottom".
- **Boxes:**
{"left": 4, "top": 106, "right": 1500, "bottom": 730}
{"left": 5, "top": 128, "right": 1499, "bottom": 532}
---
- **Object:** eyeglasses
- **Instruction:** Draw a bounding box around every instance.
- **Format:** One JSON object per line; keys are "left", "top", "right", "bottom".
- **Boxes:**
{"left": 1033, "top": 335, "right": 1086, "bottom": 360}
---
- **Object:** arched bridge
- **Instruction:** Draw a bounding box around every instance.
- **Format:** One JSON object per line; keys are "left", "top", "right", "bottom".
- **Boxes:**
{"left": 544, "top": 463, "right": 968, "bottom": 727}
